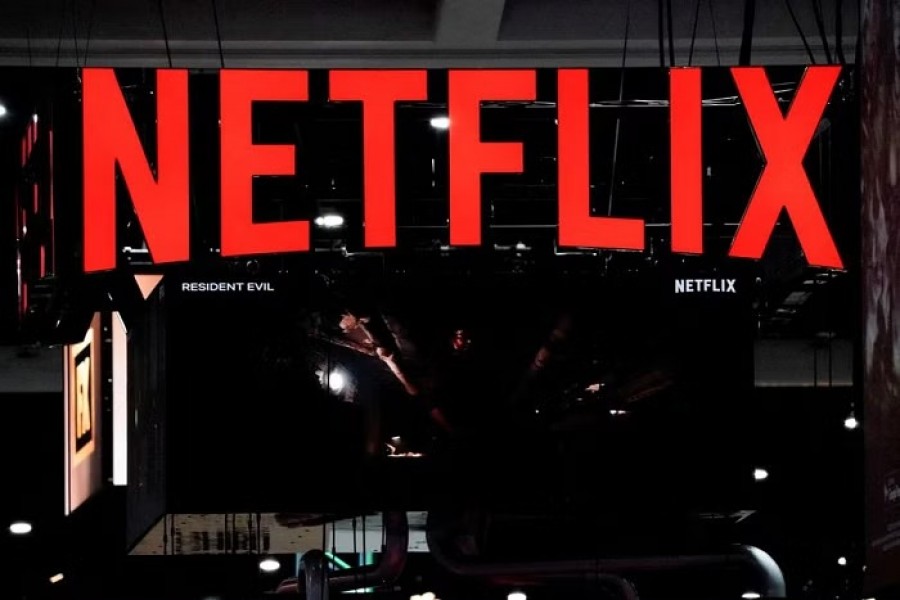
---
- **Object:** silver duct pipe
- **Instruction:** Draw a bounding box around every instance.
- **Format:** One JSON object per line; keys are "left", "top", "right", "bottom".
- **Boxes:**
{"left": 426, "top": 525, "right": 786, "bottom": 598}
{"left": 276, "top": 511, "right": 409, "bottom": 594}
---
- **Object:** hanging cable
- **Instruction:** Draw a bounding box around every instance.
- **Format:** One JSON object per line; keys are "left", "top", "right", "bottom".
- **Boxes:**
{"left": 656, "top": 0, "right": 665, "bottom": 67}
{"left": 834, "top": 0, "right": 846, "bottom": 63}
{"left": 210, "top": 0, "right": 226, "bottom": 68}
{"left": 707, "top": 0, "right": 721, "bottom": 66}
{"left": 82, "top": 0, "right": 96, "bottom": 67}
{"left": 666, "top": 0, "right": 676, "bottom": 65}
{"left": 332, "top": 515, "right": 337, "bottom": 556}
{"left": 362, "top": 514, "right": 367, "bottom": 568}
{"left": 620, "top": 0, "right": 631, "bottom": 70}
{"left": 25, "top": 26, "right": 33, "bottom": 67}
{"left": 738, "top": 0, "right": 756, "bottom": 66}
{"left": 784, "top": 0, "right": 817, "bottom": 64}
{"left": 322, "top": 519, "right": 328, "bottom": 597}
{"left": 55, "top": 0, "right": 67, "bottom": 67}
{"left": 171, "top": 513, "right": 177, "bottom": 555}
{"left": 352, "top": 517, "right": 358, "bottom": 590}
{"left": 810, "top": 0, "right": 833, "bottom": 64}
{"left": 687, "top": 0, "right": 702, "bottom": 66}
{"left": 606, "top": 0, "right": 630, "bottom": 219}
{"left": 257, "top": 513, "right": 262, "bottom": 554}
{"left": 70, "top": 0, "right": 80, "bottom": 68}
{"left": 157, "top": 0, "right": 173, "bottom": 68}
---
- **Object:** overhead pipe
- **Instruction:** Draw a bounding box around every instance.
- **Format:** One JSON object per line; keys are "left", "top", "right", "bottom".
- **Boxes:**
{"left": 426, "top": 522, "right": 786, "bottom": 598}
{"left": 276, "top": 511, "right": 409, "bottom": 595}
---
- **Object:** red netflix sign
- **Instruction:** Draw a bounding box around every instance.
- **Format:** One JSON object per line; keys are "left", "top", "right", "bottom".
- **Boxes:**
{"left": 82, "top": 66, "right": 844, "bottom": 273}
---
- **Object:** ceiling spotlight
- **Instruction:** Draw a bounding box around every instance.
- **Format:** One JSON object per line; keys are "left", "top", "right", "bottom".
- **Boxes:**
{"left": 508, "top": 592, "right": 527, "bottom": 600}
{"left": 421, "top": 593, "right": 436, "bottom": 600}
{"left": 9, "top": 521, "right": 32, "bottom": 535}
{"left": 837, "top": 556, "right": 847, "bottom": 566}
{"left": 741, "top": 593, "right": 761, "bottom": 600}
{"left": 49, "top": 573, "right": 64, "bottom": 584}
{"left": 430, "top": 116, "right": 450, "bottom": 130}
{"left": 0, "top": 103, "right": 7, "bottom": 118}
{"left": 515, "top": 242, "right": 528, "bottom": 251}
{"left": 32, "top": 113, "right": 38, "bottom": 123}
{"left": 844, "top": 415, "right": 859, "bottom": 430}
{"left": 328, "top": 370, "right": 346, "bottom": 393}
{"left": 411, "top": 596, "right": 423, "bottom": 600}
{"left": 753, "top": 468, "right": 769, "bottom": 482}
{"left": 314, "top": 214, "right": 345, "bottom": 229}
{"left": 259, "top": 557, "right": 281, "bottom": 573}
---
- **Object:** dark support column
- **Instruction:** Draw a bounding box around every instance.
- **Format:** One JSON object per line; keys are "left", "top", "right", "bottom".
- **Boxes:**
{"left": 861, "top": 0, "right": 900, "bottom": 593}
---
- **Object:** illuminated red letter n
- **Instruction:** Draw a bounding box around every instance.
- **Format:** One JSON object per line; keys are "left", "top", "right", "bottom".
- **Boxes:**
{"left": 729, "top": 66, "right": 843, "bottom": 269}
{"left": 83, "top": 68, "right": 189, "bottom": 272}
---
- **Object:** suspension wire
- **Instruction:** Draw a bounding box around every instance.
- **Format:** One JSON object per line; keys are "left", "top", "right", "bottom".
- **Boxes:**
{"left": 810, "top": 0, "right": 833, "bottom": 64}
{"left": 687, "top": 0, "right": 702, "bottom": 66}
{"left": 70, "top": 0, "right": 80, "bottom": 68}
{"left": 707, "top": 0, "right": 721, "bottom": 66}
{"left": 257, "top": 513, "right": 262, "bottom": 553}
{"left": 784, "top": 0, "right": 817, "bottom": 64}
{"left": 332, "top": 514, "right": 337, "bottom": 556}
{"left": 352, "top": 517, "right": 358, "bottom": 590}
{"left": 322, "top": 517, "right": 328, "bottom": 593}
{"left": 55, "top": 0, "right": 67, "bottom": 67}
{"left": 656, "top": 0, "right": 665, "bottom": 67}
{"left": 606, "top": 0, "right": 631, "bottom": 219}
{"left": 834, "top": 0, "right": 846, "bottom": 63}
{"left": 157, "top": 0, "right": 173, "bottom": 68}
{"left": 738, "top": 0, "right": 756, "bottom": 66}
{"left": 82, "top": 0, "right": 96, "bottom": 67}
{"left": 666, "top": 0, "right": 675, "bottom": 65}
{"left": 210, "top": 0, "right": 226, "bottom": 68}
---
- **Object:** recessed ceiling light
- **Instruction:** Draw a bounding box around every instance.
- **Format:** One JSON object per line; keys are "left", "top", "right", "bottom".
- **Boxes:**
{"left": 314, "top": 214, "right": 345, "bottom": 229}
{"left": 9, "top": 521, "right": 32, "bottom": 535}
{"left": 753, "top": 468, "right": 769, "bottom": 481}
{"left": 844, "top": 415, "right": 859, "bottom": 430}
{"left": 837, "top": 556, "right": 847, "bottom": 566}
{"left": 742, "top": 592, "right": 761, "bottom": 600}
{"left": 0, "top": 104, "right": 7, "bottom": 118}
{"left": 508, "top": 592, "right": 527, "bottom": 600}
{"left": 421, "top": 593, "right": 436, "bottom": 600}
{"left": 49, "top": 573, "right": 64, "bottom": 584}
{"left": 430, "top": 116, "right": 450, "bottom": 130}
{"left": 259, "top": 557, "right": 281, "bottom": 573}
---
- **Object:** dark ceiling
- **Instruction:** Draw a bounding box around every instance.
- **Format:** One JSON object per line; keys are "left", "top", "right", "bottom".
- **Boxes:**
{"left": 0, "top": 0, "right": 857, "bottom": 67}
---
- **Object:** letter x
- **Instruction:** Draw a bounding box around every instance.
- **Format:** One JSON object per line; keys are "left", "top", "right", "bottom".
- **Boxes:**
{"left": 729, "top": 66, "right": 843, "bottom": 269}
